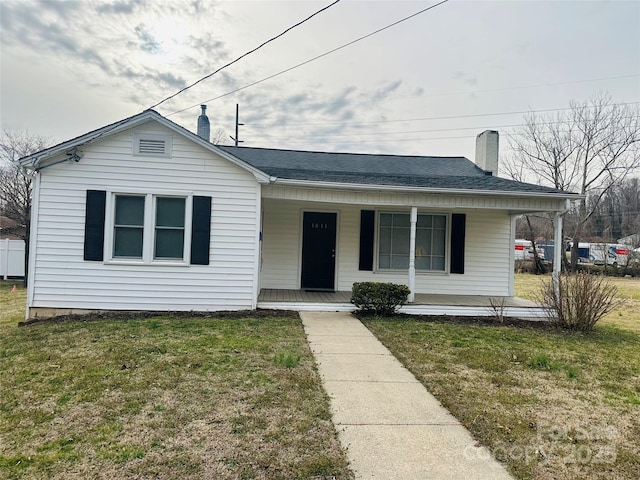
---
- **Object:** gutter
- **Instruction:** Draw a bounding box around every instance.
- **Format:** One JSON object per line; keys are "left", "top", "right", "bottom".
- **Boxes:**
{"left": 269, "top": 177, "right": 584, "bottom": 201}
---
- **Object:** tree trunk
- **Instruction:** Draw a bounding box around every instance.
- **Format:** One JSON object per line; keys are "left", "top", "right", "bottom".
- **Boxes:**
{"left": 570, "top": 235, "right": 581, "bottom": 272}
{"left": 525, "top": 215, "right": 546, "bottom": 274}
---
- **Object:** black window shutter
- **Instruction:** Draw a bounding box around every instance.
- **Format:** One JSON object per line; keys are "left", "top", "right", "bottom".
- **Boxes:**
{"left": 83, "top": 190, "right": 106, "bottom": 261}
{"left": 450, "top": 213, "right": 466, "bottom": 274}
{"left": 190, "top": 196, "right": 212, "bottom": 265}
{"left": 359, "top": 210, "right": 375, "bottom": 271}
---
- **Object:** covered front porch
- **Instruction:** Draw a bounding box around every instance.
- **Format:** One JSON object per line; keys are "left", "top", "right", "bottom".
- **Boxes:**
{"left": 257, "top": 289, "right": 547, "bottom": 318}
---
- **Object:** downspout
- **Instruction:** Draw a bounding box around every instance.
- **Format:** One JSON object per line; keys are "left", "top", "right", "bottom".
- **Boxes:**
{"left": 552, "top": 199, "right": 572, "bottom": 297}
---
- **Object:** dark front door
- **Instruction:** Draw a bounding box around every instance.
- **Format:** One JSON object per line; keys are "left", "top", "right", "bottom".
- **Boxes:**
{"left": 301, "top": 212, "right": 337, "bottom": 291}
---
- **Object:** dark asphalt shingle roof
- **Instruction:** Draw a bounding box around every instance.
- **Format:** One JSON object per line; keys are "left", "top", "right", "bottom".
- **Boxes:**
{"left": 218, "top": 146, "right": 571, "bottom": 195}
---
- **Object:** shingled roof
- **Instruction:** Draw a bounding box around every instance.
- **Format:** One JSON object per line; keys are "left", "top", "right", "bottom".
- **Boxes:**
{"left": 218, "top": 146, "right": 572, "bottom": 195}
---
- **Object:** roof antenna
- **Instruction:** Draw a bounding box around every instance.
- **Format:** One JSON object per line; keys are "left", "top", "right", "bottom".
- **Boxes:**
{"left": 229, "top": 104, "right": 244, "bottom": 147}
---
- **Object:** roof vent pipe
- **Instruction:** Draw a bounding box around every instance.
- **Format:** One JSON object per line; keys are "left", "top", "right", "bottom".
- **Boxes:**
{"left": 475, "top": 130, "right": 499, "bottom": 176}
{"left": 197, "top": 105, "right": 210, "bottom": 142}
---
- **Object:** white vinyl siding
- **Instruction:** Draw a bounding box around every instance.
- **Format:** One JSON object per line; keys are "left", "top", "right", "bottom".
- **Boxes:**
{"left": 261, "top": 198, "right": 512, "bottom": 296}
{"left": 30, "top": 123, "right": 260, "bottom": 312}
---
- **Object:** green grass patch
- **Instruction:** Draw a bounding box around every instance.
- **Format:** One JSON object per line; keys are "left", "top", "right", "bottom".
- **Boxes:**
{"left": 0, "top": 292, "right": 353, "bottom": 479}
{"left": 363, "top": 316, "right": 640, "bottom": 480}
{"left": 274, "top": 350, "right": 302, "bottom": 368}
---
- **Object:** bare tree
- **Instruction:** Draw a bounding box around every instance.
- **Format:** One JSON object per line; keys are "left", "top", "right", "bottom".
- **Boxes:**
{"left": 504, "top": 94, "right": 640, "bottom": 270}
{"left": 0, "top": 130, "right": 51, "bottom": 286}
{"left": 211, "top": 127, "right": 227, "bottom": 145}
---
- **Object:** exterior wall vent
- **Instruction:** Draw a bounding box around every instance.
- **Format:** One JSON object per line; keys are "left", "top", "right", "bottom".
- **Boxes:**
{"left": 133, "top": 133, "right": 172, "bottom": 157}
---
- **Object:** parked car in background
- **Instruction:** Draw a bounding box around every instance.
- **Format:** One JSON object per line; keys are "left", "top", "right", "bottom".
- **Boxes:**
{"left": 515, "top": 239, "right": 545, "bottom": 261}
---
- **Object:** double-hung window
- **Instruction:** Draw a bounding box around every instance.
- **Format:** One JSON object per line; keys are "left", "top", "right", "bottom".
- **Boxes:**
{"left": 83, "top": 190, "right": 211, "bottom": 265}
{"left": 378, "top": 212, "right": 447, "bottom": 272}
{"left": 111, "top": 193, "right": 190, "bottom": 263}
{"left": 154, "top": 197, "right": 186, "bottom": 259}
{"left": 113, "top": 195, "right": 145, "bottom": 258}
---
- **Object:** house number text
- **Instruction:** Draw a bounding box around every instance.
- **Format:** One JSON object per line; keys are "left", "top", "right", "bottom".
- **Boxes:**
{"left": 312, "top": 223, "right": 328, "bottom": 229}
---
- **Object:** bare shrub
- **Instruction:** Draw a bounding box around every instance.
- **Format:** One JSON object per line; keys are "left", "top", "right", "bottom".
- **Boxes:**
{"left": 539, "top": 272, "right": 624, "bottom": 331}
{"left": 487, "top": 297, "right": 507, "bottom": 323}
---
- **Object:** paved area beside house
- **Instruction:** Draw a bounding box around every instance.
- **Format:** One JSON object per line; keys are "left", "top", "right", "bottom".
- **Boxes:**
{"left": 300, "top": 311, "right": 513, "bottom": 480}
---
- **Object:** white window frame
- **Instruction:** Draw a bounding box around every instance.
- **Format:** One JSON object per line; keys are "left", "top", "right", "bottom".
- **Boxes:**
{"left": 104, "top": 190, "right": 193, "bottom": 266}
{"left": 375, "top": 211, "right": 450, "bottom": 274}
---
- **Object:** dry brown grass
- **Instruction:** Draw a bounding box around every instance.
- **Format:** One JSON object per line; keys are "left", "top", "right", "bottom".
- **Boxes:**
{"left": 514, "top": 273, "right": 640, "bottom": 333}
{"left": 0, "top": 282, "right": 353, "bottom": 479}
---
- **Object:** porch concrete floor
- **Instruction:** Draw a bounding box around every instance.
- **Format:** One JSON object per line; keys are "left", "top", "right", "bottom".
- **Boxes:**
{"left": 258, "top": 289, "right": 537, "bottom": 307}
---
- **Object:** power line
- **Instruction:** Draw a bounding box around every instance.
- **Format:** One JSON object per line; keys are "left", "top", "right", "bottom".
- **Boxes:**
{"left": 250, "top": 114, "right": 640, "bottom": 139}
{"left": 270, "top": 128, "right": 640, "bottom": 144}
{"left": 166, "top": 0, "right": 450, "bottom": 116}
{"left": 243, "top": 73, "right": 640, "bottom": 121}
{"left": 245, "top": 101, "right": 640, "bottom": 128}
{"left": 148, "top": 0, "right": 342, "bottom": 110}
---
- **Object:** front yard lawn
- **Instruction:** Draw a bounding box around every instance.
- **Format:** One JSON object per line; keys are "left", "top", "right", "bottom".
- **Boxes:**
{"left": 363, "top": 316, "right": 640, "bottom": 479}
{"left": 0, "top": 282, "right": 352, "bottom": 479}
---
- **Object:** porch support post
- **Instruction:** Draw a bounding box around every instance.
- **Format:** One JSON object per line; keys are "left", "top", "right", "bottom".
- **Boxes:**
{"left": 552, "top": 210, "right": 563, "bottom": 298}
{"left": 408, "top": 207, "right": 417, "bottom": 303}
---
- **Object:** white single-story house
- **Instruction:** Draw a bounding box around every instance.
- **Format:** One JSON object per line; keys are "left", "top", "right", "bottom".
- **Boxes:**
{"left": 19, "top": 109, "right": 578, "bottom": 319}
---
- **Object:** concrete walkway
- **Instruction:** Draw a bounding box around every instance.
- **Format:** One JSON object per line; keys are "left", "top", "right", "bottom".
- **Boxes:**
{"left": 301, "top": 311, "right": 513, "bottom": 480}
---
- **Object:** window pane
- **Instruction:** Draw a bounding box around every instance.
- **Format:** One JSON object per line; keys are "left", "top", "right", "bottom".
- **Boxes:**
{"left": 379, "top": 254, "right": 390, "bottom": 269}
{"left": 155, "top": 229, "right": 184, "bottom": 258}
{"left": 433, "top": 229, "right": 446, "bottom": 255}
{"left": 391, "top": 255, "right": 409, "bottom": 269}
{"left": 379, "top": 226, "right": 392, "bottom": 254}
{"left": 115, "top": 196, "right": 144, "bottom": 226}
{"left": 417, "top": 215, "right": 432, "bottom": 228}
{"left": 392, "top": 228, "right": 410, "bottom": 254}
{"left": 432, "top": 256, "right": 446, "bottom": 271}
{"left": 433, "top": 215, "right": 446, "bottom": 228}
{"left": 415, "top": 230, "right": 431, "bottom": 256}
{"left": 416, "top": 256, "right": 430, "bottom": 270}
{"left": 156, "top": 197, "right": 185, "bottom": 228}
{"left": 114, "top": 227, "right": 143, "bottom": 257}
{"left": 393, "top": 214, "right": 410, "bottom": 228}
{"left": 380, "top": 213, "right": 392, "bottom": 227}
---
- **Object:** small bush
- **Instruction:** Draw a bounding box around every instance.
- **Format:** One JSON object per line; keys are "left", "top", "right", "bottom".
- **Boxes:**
{"left": 350, "top": 282, "right": 410, "bottom": 315}
{"left": 539, "top": 272, "right": 624, "bottom": 331}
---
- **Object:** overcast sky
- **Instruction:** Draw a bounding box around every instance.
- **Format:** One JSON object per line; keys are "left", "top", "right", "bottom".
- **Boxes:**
{"left": 1, "top": 0, "right": 639, "bottom": 162}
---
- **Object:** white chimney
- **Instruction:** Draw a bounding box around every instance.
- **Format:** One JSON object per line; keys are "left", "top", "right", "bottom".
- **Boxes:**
{"left": 475, "top": 130, "right": 499, "bottom": 176}
{"left": 197, "top": 105, "right": 210, "bottom": 142}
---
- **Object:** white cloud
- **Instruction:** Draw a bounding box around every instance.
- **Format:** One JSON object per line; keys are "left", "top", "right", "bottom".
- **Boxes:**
{"left": 1, "top": 0, "right": 638, "bottom": 160}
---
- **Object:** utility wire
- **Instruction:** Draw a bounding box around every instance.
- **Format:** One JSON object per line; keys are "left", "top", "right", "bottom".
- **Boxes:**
{"left": 251, "top": 114, "right": 640, "bottom": 139}
{"left": 148, "top": 0, "right": 342, "bottom": 110}
{"left": 246, "top": 101, "right": 640, "bottom": 128}
{"left": 166, "top": 0, "right": 450, "bottom": 116}
{"left": 244, "top": 74, "right": 640, "bottom": 121}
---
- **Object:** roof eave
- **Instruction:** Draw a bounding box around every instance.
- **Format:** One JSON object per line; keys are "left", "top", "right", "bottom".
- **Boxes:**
{"left": 19, "top": 110, "right": 271, "bottom": 183}
{"left": 270, "top": 177, "right": 583, "bottom": 200}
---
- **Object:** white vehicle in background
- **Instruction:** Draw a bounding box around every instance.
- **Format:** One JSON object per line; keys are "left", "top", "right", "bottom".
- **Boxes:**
{"left": 589, "top": 243, "right": 630, "bottom": 267}
{"left": 515, "top": 239, "right": 545, "bottom": 261}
